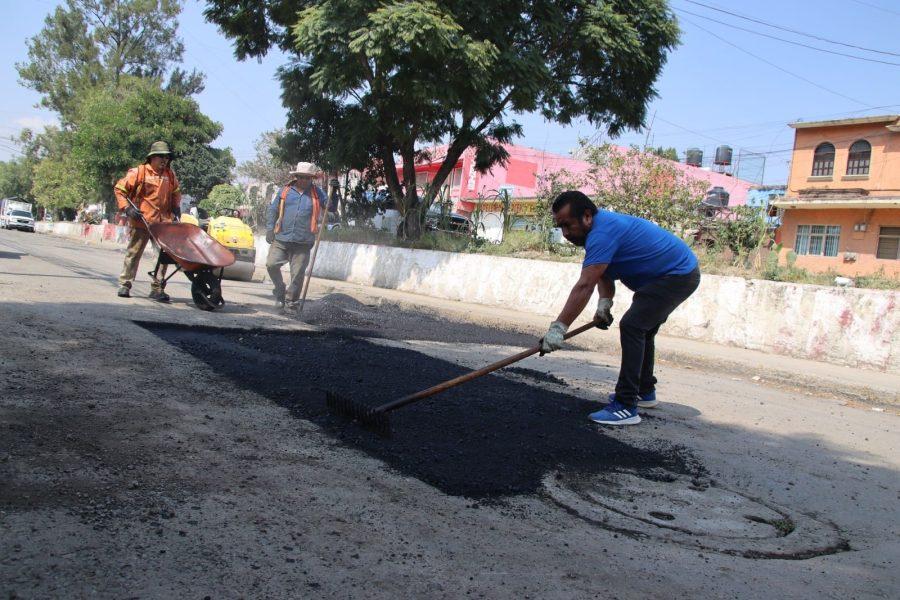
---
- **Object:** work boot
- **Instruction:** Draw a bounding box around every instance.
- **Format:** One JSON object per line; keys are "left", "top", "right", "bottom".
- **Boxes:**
{"left": 285, "top": 300, "right": 300, "bottom": 313}
{"left": 272, "top": 287, "right": 286, "bottom": 309}
{"left": 149, "top": 289, "right": 171, "bottom": 303}
{"left": 117, "top": 285, "right": 131, "bottom": 298}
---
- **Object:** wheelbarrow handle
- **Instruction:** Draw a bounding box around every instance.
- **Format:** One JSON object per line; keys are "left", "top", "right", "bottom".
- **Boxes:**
{"left": 122, "top": 196, "right": 151, "bottom": 229}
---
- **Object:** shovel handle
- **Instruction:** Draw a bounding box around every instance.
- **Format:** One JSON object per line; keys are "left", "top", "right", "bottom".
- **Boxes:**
{"left": 374, "top": 319, "right": 600, "bottom": 414}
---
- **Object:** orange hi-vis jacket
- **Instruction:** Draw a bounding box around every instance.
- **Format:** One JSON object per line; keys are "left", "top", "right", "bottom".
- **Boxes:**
{"left": 114, "top": 163, "right": 181, "bottom": 230}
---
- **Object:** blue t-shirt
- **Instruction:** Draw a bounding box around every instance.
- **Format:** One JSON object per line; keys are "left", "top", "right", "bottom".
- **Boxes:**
{"left": 583, "top": 210, "right": 698, "bottom": 291}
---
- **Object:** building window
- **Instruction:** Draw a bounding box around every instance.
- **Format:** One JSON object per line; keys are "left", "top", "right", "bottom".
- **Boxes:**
{"left": 448, "top": 167, "right": 462, "bottom": 189}
{"left": 846, "top": 140, "right": 871, "bottom": 175}
{"left": 795, "top": 224, "right": 841, "bottom": 257}
{"left": 811, "top": 143, "right": 835, "bottom": 176}
{"left": 415, "top": 171, "right": 432, "bottom": 190}
{"left": 876, "top": 226, "right": 900, "bottom": 260}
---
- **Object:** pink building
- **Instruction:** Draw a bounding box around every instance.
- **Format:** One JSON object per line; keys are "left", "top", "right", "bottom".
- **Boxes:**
{"left": 399, "top": 143, "right": 753, "bottom": 216}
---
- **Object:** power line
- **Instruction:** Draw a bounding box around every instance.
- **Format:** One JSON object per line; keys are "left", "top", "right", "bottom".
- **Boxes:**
{"left": 849, "top": 0, "right": 900, "bottom": 18}
{"left": 731, "top": 129, "right": 895, "bottom": 158}
{"left": 675, "top": 7, "right": 900, "bottom": 66}
{"left": 680, "top": 17, "right": 869, "bottom": 106}
{"left": 683, "top": 0, "right": 900, "bottom": 57}
{"left": 643, "top": 104, "right": 900, "bottom": 145}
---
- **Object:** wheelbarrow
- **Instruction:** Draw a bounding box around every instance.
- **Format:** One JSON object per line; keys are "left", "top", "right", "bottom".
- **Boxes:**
{"left": 125, "top": 199, "right": 235, "bottom": 311}
{"left": 147, "top": 221, "right": 236, "bottom": 311}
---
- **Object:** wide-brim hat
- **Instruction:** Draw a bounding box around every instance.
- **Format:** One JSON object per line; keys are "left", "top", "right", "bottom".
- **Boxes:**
{"left": 147, "top": 141, "right": 173, "bottom": 158}
{"left": 289, "top": 161, "right": 320, "bottom": 177}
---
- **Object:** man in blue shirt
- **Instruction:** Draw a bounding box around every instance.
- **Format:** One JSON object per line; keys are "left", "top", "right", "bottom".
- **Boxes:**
{"left": 265, "top": 161, "right": 334, "bottom": 311}
{"left": 540, "top": 191, "right": 701, "bottom": 426}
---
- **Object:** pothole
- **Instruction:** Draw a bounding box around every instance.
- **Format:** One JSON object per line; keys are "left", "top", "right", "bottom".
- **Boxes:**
{"left": 544, "top": 469, "right": 848, "bottom": 559}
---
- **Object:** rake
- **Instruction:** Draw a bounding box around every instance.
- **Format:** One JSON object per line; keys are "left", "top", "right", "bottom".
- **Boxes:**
{"left": 325, "top": 319, "right": 600, "bottom": 436}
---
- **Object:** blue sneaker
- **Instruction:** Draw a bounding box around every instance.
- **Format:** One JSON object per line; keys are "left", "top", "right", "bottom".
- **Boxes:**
{"left": 590, "top": 400, "right": 641, "bottom": 426}
{"left": 608, "top": 391, "right": 658, "bottom": 409}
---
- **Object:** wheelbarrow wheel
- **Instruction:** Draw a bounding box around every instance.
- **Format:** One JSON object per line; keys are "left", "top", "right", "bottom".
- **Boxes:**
{"left": 190, "top": 270, "right": 225, "bottom": 311}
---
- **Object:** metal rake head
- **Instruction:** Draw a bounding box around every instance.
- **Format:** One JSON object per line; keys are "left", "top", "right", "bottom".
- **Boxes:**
{"left": 325, "top": 391, "right": 391, "bottom": 437}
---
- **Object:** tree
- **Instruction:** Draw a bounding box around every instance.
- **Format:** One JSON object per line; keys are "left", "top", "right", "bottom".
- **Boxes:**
{"left": 69, "top": 77, "right": 225, "bottom": 214}
{"left": 237, "top": 130, "right": 293, "bottom": 230}
{"left": 650, "top": 146, "right": 679, "bottom": 162}
{"left": 237, "top": 130, "right": 293, "bottom": 185}
{"left": 205, "top": 0, "right": 679, "bottom": 238}
{"left": 0, "top": 159, "right": 35, "bottom": 203}
{"left": 177, "top": 145, "right": 235, "bottom": 201}
{"left": 200, "top": 184, "right": 245, "bottom": 215}
{"left": 575, "top": 142, "right": 709, "bottom": 234}
{"left": 17, "top": 0, "right": 198, "bottom": 121}
{"left": 31, "top": 158, "right": 97, "bottom": 214}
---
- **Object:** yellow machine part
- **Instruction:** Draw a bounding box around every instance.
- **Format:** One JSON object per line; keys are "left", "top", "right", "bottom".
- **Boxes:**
{"left": 207, "top": 216, "right": 255, "bottom": 250}
{"left": 180, "top": 213, "right": 200, "bottom": 227}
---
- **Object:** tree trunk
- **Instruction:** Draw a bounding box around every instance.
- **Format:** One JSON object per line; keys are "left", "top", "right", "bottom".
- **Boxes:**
{"left": 399, "top": 186, "right": 422, "bottom": 239}
{"left": 396, "top": 140, "right": 422, "bottom": 239}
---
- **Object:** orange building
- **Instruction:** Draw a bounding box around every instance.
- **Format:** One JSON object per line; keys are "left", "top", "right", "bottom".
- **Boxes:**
{"left": 773, "top": 115, "right": 900, "bottom": 277}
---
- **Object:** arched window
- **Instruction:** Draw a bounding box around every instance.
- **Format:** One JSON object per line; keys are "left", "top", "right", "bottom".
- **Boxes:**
{"left": 847, "top": 140, "right": 871, "bottom": 175}
{"left": 811, "top": 142, "right": 835, "bottom": 177}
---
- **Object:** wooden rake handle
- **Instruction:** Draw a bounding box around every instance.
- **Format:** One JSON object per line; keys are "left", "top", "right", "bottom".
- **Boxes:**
{"left": 297, "top": 184, "right": 335, "bottom": 316}
{"left": 374, "top": 319, "right": 600, "bottom": 414}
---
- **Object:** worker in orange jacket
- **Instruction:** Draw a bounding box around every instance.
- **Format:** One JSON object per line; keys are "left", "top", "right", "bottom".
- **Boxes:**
{"left": 114, "top": 141, "right": 182, "bottom": 302}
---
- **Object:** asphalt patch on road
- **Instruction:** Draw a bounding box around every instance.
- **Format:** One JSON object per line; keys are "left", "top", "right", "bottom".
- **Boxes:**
{"left": 505, "top": 367, "right": 570, "bottom": 388}
{"left": 139, "top": 323, "right": 703, "bottom": 499}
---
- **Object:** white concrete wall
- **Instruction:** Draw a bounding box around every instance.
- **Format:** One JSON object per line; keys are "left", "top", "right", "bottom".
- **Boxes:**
{"left": 37, "top": 222, "right": 900, "bottom": 373}
{"left": 302, "top": 241, "right": 899, "bottom": 374}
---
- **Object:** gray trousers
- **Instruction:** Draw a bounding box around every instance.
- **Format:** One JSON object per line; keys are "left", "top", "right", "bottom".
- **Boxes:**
{"left": 266, "top": 240, "right": 312, "bottom": 302}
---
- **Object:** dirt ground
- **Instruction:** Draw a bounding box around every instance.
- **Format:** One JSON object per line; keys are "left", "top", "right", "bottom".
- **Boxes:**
{"left": 1, "top": 229, "right": 898, "bottom": 599}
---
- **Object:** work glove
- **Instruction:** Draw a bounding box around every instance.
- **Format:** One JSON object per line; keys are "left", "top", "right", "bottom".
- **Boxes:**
{"left": 594, "top": 298, "right": 614, "bottom": 330}
{"left": 266, "top": 230, "right": 275, "bottom": 244}
{"left": 124, "top": 205, "right": 141, "bottom": 220}
{"left": 540, "top": 321, "right": 568, "bottom": 356}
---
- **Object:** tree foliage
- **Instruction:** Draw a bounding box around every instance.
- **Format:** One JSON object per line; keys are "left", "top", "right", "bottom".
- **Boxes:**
{"left": 31, "top": 158, "right": 97, "bottom": 212}
{"left": 200, "top": 183, "right": 245, "bottom": 214}
{"left": 649, "top": 146, "right": 679, "bottom": 162}
{"left": 69, "top": 78, "right": 224, "bottom": 211}
{"left": 716, "top": 205, "right": 768, "bottom": 254}
{"left": 565, "top": 142, "right": 709, "bottom": 234}
{"left": 205, "top": 0, "right": 680, "bottom": 238}
{"left": 237, "top": 130, "right": 294, "bottom": 230}
{"left": 237, "top": 130, "right": 293, "bottom": 185}
{"left": 0, "top": 159, "right": 35, "bottom": 203}
{"left": 17, "top": 0, "right": 197, "bottom": 121}
{"left": 177, "top": 144, "right": 235, "bottom": 201}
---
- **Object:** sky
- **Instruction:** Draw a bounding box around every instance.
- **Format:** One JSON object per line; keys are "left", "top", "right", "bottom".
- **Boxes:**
{"left": 2, "top": 0, "right": 899, "bottom": 185}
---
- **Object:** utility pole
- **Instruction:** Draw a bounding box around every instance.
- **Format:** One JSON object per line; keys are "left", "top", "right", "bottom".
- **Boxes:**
{"left": 643, "top": 110, "right": 657, "bottom": 150}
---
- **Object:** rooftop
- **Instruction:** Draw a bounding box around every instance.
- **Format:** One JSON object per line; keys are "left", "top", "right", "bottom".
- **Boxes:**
{"left": 788, "top": 115, "right": 900, "bottom": 129}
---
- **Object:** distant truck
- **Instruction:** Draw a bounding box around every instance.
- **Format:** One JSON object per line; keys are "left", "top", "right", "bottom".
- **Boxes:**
{"left": 0, "top": 198, "right": 35, "bottom": 232}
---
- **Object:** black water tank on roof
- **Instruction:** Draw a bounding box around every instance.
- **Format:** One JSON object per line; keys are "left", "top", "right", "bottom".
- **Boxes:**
{"left": 704, "top": 186, "right": 730, "bottom": 207}
{"left": 714, "top": 145, "right": 733, "bottom": 166}
{"left": 686, "top": 148, "right": 703, "bottom": 167}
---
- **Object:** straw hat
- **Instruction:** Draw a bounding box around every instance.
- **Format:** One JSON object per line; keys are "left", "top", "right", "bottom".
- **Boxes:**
{"left": 289, "top": 161, "right": 320, "bottom": 177}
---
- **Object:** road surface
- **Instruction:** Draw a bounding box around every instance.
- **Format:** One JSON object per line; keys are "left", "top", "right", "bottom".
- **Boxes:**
{"left": 1, "top": 229, "right": 897, "bottom": 599}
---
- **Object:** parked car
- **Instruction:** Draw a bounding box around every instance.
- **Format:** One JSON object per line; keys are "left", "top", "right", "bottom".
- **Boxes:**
{"left": 1, "top": 209, "right": 35, "bottom": 232}
{"left": 425, "top": 210, "right": 473, "bottom": 235}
